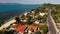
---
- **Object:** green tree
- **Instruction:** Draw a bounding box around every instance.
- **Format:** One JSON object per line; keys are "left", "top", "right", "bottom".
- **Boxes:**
{"left": 15, "top": 16, "right": 20, "bottom": 22}
{"left": 35, "top": 31, "right": 41, "bottom": 34}
{"left": 26, "top": 16, "right": 33, "bottom": 25}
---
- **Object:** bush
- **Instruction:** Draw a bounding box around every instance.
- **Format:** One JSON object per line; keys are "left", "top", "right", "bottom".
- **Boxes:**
{"left": 40, "top": 25, "right": 48, "bottom": 34}
{"left": 15, "top": 16, "right": 20, "bottom": 22}
{"left": 35, "top": 31, "right": 41, "bottom": 34}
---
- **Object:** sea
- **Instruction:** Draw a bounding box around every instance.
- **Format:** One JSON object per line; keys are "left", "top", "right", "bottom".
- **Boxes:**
{"left": 0, "top": 3, "right": 41, "bottom": 23}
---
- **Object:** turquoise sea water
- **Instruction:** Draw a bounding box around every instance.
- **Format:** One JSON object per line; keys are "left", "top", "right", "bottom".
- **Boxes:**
{"left": 0, "top": 3, "right": 40, "bottom": 12}
{"left": 0, "top": 3, "right": 41, "bottom": 23}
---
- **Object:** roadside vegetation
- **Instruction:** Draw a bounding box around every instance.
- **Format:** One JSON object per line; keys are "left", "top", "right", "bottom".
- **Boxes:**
{"left": 42, "top": 3, "right": 60, "bottom": 23}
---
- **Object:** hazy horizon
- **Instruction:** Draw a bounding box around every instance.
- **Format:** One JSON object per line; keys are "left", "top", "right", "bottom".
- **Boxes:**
{"left": 0, "top": 0, "right": 60, "bottom": 4}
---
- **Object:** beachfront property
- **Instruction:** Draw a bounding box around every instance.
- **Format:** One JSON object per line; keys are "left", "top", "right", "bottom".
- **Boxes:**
{"left": 0, "top": 9, "right": 47, "bottom": 34}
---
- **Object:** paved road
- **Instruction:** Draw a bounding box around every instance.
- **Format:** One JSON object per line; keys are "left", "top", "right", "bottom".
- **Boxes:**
{"left": 0, "top": 19, "right": 16, "bottom": 30}
{"left": 47, "top": 9, "right": 57, "bottom": 34}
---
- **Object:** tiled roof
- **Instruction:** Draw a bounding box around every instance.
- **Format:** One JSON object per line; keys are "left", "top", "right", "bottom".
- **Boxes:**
{"left": 19, "top": 25, "right": 28, "bottom": 33}
{"left": 28, "top": 25, "right": 37, "bottom": 31}
{"left": 13, "top": 23, "right": 38, "bottom": 33}
{"left": 13, "top": 23, "right": 28, "bottom": 33}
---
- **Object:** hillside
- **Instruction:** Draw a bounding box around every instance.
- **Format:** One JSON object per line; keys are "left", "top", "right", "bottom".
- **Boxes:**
{"left": 30, "top": 3, "right": 60, "bottom": 23}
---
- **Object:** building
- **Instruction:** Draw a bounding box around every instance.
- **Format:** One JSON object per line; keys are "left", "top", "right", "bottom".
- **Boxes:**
{"left": 13, "top": 23, "right": 28, "bottom": 34}
{"left": 12, "top": 23, "right": 40, "bottom": 34}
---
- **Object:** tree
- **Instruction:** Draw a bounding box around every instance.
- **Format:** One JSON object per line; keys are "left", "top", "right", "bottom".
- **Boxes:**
{"left": 0, "top": 30, "right": 2, "bottom": 34}
{"left": 40, "top": 25, "right": 48, "bottom": 34}
{"left": 35, "top": 31, "right": 41, "bottom": 34}
{"left": 26, "top": 16, "right": 33, "bottom": 25}
{"left": 15, "top": 16, "right": 20, "bottom": 22}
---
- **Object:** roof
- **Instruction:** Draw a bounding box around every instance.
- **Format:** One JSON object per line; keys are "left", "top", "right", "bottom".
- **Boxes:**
{"left": 12, "top": 23, "right": 38, "bottom": 33}
{"left": 19, "top": 25, "right": 28, "bottom": 33}
{"left": 28, "top": 25, "right": 37, "bottom": 31}
{"left": 39, "top": 13, "right": 45, "bottom": 16}
{"left": 13, "top": 23, "right": 28, "bottom": 33}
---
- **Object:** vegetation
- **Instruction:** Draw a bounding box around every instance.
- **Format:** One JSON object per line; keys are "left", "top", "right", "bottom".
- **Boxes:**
{"left": 42, "top": 3, "right": 60, "bottom": 23}
{"left": 32, "top": 3, "right": 60, "bottom": 23}
{"left": 0, "top": 3, "right": 60, "bottom": 34}
{"left": 26, "top": 16, "right": 33, "bottom": 25}
{"left": 40, "top": 25, "right": 48, "bottom": 34}
{"left": 15, "top": 16, "right": 20, "bottom": 22}
{"left": 35, "top": 31, "right": 41, "bottom": 34}
{"left": 0, "top": 30, "right": 15, "bottom": 34}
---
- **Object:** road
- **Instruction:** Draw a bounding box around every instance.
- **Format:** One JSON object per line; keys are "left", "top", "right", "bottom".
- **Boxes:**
{"left": 47, "top": 9, "right": 59, "bottom": 34}
{"left": 0, "top": 19, "right": 16, "bottom": 30}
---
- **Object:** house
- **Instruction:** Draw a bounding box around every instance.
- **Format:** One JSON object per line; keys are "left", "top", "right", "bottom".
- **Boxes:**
{"left": 39, "top": 12, "right": 45, "bottom": 16}
{"left": 22, "top": 19, "right": 27, "bottom": 22}
{"left": 34, "top": 20, "right": 40, "bottom": 25}
{"left": 13, "top": 23, "right": 28, "bottom": 34}
{"left": 12, "top": 22, "right": 40, "bottom": 34}
{"left": 24, "top": 12, "right": 27, "bottom": 16}
{"left": 32, "top": 11, "right": 35, "bottom": 14}
{"left": 28, "top": 25, "right": 38, "bottom": 34}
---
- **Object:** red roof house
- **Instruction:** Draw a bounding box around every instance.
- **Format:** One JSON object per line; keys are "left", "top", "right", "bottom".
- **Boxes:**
{"left": 13, "top": 23, "right": 28, "bottom": 34}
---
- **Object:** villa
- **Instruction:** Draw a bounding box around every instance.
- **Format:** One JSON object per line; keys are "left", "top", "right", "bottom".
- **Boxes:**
{"left": 11, "top": 22, "right": 40, "bottom": 34}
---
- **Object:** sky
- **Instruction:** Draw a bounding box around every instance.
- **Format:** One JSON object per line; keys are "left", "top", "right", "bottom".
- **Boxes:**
{"left": 0, "top": 0, "right": 60, "bottom": 4}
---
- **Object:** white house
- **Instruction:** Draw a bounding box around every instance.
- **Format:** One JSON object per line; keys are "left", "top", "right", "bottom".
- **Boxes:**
{"left": 35, "top": 20, "right": 40, "bottom": 25}
{"left": 39, "top": 12, "right": 45, "bottom": 16}
{"left": 24, "top": 12, "right": 27, "bottom": 16}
